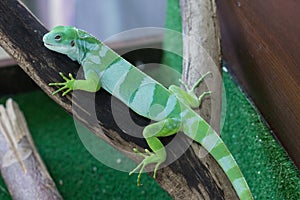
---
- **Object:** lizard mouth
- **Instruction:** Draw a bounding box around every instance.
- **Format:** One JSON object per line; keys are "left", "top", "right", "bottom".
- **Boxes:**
{"left": 43, "top": 43, "right": 61, "bottom": 52}
{"left": 44, "top": 43, "right": 54, "bottom": 46}
{"left": 44, "top": 43, "right": 60, "bottom": 49}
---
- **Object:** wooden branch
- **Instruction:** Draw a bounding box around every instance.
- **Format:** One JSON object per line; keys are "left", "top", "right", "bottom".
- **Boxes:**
{"left": 0, "top": 99, "right": 62, "bottom": 200}
{"left": 179, "top": 0, "right": 239, "bottom": 199}
{"left": 0, "top": 0, "right": 237, "bottom": 199}
{"left": 180, "top": 0, "right": 222, "bottom": 134}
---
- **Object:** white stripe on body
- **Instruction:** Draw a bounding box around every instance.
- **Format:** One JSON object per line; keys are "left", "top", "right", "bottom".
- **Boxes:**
{"left": 101, "top": 59, "right": 131, "bottom": 96}
{"left": 88, "top": 54, "right": 101, "bottom": 64}
{"left": 201, "top": 132, "right": 222, "bottom": 152}
{"left": 232, "top": 177, "right": 248, "bottom": 196}
{"left": 184, "top": 116, "right": 200, "bottom": 136}
{"left": 153, "top": 94, "right": 178, "bottom": 121}
{"left": 130, "top": 77, "right": 156, "bottom": 116}
{"left": 99, "top": 45, "right": 109, "bottom": 57}
{"left": 218, "top": 155, "right": 236, "bottom": 172}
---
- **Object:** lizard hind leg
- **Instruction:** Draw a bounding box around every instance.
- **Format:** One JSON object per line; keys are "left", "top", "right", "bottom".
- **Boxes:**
{"left": 169, "top": 71, "right": 212, "bottom": 108}
{"left": 129, "top": 118, "right": 181, "bottom": 186}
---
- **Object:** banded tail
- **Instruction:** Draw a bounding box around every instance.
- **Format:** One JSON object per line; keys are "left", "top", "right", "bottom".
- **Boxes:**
{"left": 182, "top": 109, "right": 253, "bottom": 199}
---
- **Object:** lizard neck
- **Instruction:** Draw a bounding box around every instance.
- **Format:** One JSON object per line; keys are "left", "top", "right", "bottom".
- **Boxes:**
{"left": 66, "top": 47, "right": 79, "bottom": 61}
{"left": 72, "top": 38, "right": 94, "bottom": 64}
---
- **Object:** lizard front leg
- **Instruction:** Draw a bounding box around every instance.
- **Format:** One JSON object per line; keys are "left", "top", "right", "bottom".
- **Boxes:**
{"left": 49, "top": 69, "right": 101, "bottom": 96}
{"left": 129, "top": 118, "right": 181, "bottom": 186}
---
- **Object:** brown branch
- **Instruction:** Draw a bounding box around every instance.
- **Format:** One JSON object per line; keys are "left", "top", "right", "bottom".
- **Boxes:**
{"left": 180, "top": 0, "right": 222, "bottom": 134}
{"left": 0, "top": 99, "right": 62, "bottom": 200}
{"left": 0, "top": 0, "right": 237, "bottom": 199}
{"left": 179, "top": 0, "right": 239, "bottom": 199}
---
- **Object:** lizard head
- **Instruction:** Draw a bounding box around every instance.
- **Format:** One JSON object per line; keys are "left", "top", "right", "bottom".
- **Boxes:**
{"left": 43, "top": 26, "right": 77, "bottom": 55}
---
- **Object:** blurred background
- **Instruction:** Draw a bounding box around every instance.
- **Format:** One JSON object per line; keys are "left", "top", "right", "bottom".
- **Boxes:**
{"left": 1, "top": 0, "right": 167, "bottom": 59}
{"left": 23, "top": 0, "right": 166, "bottom": 40}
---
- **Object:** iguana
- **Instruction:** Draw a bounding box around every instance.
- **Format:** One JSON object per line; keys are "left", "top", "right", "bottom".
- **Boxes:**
{"left": 43, "top": 26, "right": 253, "bottom": 199}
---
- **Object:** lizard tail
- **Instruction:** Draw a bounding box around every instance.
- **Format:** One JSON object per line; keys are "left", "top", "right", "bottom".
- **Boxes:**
{"left": 182, "top": 112, "right": 254, "bottom": 200}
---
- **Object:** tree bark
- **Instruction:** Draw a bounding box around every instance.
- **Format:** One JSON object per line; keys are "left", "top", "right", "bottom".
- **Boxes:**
{"left": 178, "top": 0, "right": 239, "bottom": 199}
{"left": 0, "top": 99, "right": 62, "bottom": 200}
{"left": 180, "top": 0, "right": 222, "bottom": 134}
{"left": 0, "top": 0, "right": 238, "bottom": 199}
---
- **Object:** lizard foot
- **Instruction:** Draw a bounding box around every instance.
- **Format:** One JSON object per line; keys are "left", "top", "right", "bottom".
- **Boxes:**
{"left": 49, "top": 72, "right": 75, "bottom": 96}
{"left": 129, "top": 148, "right": 165, "bottom": 186}
{"left": 177, "top": 71, "right": 212, "bottom": 107}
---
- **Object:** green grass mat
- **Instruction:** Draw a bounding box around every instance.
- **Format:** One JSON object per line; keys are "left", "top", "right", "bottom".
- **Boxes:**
{"left": 222, "top": 72, "right": 300, "bottom": 199}
{"left": 0, "top": 70, "right": 299, "bottom": 199}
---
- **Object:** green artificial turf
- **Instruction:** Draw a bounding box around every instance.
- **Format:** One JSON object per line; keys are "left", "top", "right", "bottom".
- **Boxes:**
{"left": 222, "top": 72, "right": 300, "bottom": 199}
{"left": 161, "top": 0, "right": 182, "bottom": 76}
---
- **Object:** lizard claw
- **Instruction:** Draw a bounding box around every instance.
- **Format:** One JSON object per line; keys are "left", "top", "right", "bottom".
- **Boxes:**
{"left": 52, "top": 85, "right": 67, "bottom": 95}
{"left": 68, "top": 73, "right": 74, "bottom": 79}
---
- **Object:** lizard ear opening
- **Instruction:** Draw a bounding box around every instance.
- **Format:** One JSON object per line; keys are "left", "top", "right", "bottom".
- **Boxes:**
{"left": 71, "top": 40, "right": 75, "bottom": 47}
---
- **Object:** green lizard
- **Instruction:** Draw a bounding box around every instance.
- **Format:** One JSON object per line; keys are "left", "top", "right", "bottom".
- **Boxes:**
{"left": 43, "top": 26, "right": 253, "bottom": 199}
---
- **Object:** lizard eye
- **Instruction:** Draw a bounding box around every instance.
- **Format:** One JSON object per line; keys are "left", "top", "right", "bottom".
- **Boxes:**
{"left": 70, "top": 40, "right": 75, "bottom": 47}
{"left": 54, "top": 35, "right": 61, "bottom": 41}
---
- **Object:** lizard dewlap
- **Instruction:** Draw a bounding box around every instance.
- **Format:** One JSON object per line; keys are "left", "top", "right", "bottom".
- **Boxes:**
{"left": 43, "top": 26, "right": 254, "bottom": 200}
